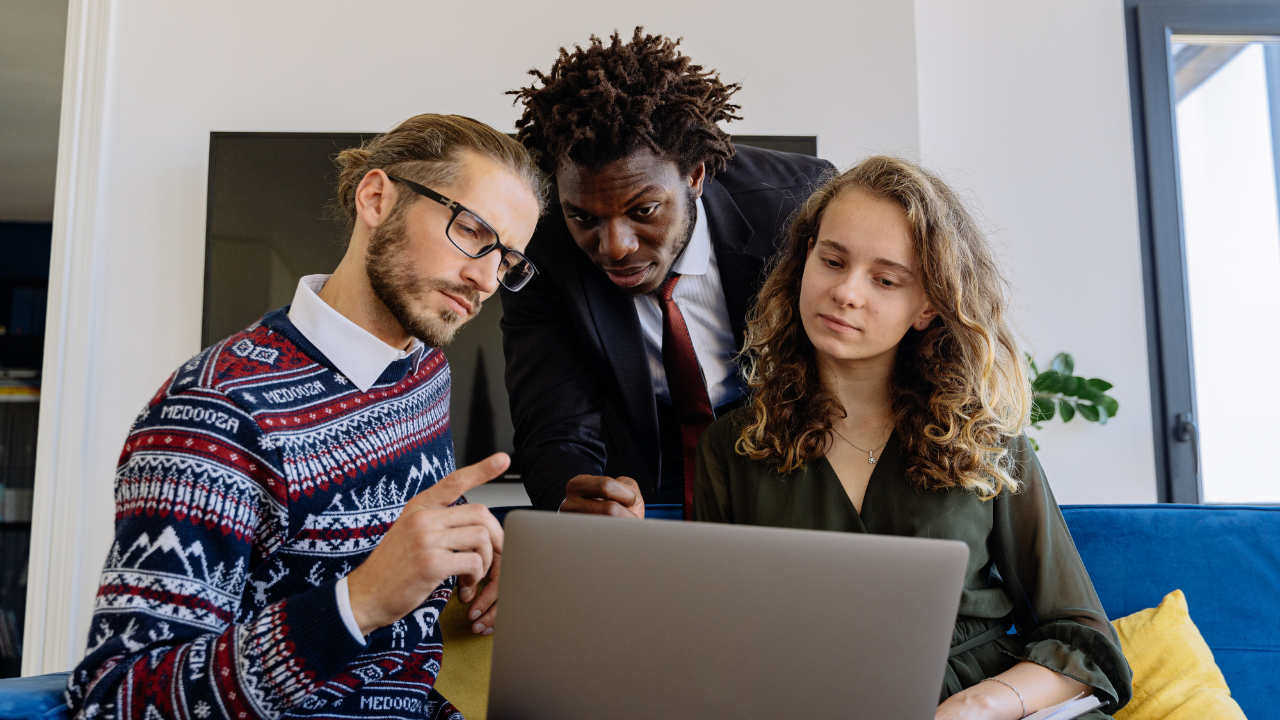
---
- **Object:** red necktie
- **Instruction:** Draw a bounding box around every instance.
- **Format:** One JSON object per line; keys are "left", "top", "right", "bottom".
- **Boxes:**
{"left": 657, "top": 275, "right": 716, "bottom": 520}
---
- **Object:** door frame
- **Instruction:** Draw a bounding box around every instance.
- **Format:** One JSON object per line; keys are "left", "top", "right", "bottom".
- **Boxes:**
{"left": 1126, "top": 3, "right": 1280, "bottom": 502}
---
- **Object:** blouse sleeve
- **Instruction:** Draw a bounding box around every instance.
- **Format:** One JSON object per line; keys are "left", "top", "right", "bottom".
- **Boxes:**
{"left": 991, "top": 435, "right": 1133, "bottom": 713}
{"left": 693, "top": 415, "right": 736, "bottom": 524}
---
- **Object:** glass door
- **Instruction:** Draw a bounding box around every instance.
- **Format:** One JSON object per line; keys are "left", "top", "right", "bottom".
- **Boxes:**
{"left": 1133, "top": 5, "right": 1280, "bottom": 503}
{"left": 1172, "top": 36, "right": 1280, "bottom": 503}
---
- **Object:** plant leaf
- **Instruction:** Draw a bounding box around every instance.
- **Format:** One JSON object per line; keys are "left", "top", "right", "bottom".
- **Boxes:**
{"left": 1026, "top": 353, "right": 1039, "bottom": 376}
{"left": 1077, "top": 403, "right": 1101, "bottom": 422}
{"left": 1027, "top": 435, "right": 1040, "bottom": 452}
{"left": 1032, "top": 397, "right": 1056, "bottom": 423}
{"left": 1032, "top": 371, "right": 1063, "bottom": 393}
{"left": 1051, "top": 352, "right": 1074, "bottom": 376}
{"left": 1087, "top": 378, "right": 1113, "bottom": 392}
{"left": 1060, "top": 401, "right": 1076, "bottom": 423}
{"left": 1076, "top": 386, "right": 1106, "bottom": 404}
{"left": 1100, "top": 395, "right": 1120, "bottom": 416}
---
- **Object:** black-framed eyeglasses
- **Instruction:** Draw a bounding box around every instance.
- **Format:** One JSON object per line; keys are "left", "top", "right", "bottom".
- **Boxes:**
{"left": 387, "top": 174, "right": 538, "bottom": 292}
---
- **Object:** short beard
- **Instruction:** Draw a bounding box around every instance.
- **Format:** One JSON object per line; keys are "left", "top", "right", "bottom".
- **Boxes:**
{"left": 661, "top": 187, "right": 701, "bottom": 283}
{"left": 365, "top": 207, "right": 481, "bottom": 348}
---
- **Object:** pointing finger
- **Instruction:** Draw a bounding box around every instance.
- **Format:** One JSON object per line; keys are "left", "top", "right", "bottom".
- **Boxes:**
{"left": 411, "top": 453, "right": 510, "bottom": 509}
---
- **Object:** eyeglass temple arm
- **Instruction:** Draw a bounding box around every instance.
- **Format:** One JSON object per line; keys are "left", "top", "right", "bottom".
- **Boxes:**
{"left": 388, "top": 174, "right": 458, "bottom": 211}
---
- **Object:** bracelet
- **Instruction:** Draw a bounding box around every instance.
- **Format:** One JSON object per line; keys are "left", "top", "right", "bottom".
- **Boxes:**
{"left": 986, "top": 677, "right": 1026, "bottom": 718}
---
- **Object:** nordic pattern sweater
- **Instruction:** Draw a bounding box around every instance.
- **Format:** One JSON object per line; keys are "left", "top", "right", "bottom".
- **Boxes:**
{"left": 67, "top": 309, "right": 465, "bottom": 720}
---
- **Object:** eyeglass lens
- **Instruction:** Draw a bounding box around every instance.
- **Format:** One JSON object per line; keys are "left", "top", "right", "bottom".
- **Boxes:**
{"left": 447, "top": 210, "right": 499, "bottom": 255}
{"left": 444, "top": 208, "right": 535, "bottom": 291}
{"left": 499, "top": 250, "right": 536, "bottom": 291}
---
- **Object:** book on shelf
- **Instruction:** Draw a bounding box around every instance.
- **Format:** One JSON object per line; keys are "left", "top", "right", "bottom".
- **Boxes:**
{"left": 0, "top": 609, "right": 20, "bottom": 660}
{"left": 0, "top": 488, "right": 33, "bottom": 523}
{"left": 0, "top": 369, "right": 39, "bottom": 402}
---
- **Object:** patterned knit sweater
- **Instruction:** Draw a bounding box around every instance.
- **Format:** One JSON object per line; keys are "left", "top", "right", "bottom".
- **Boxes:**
{"left": 68, "top": 309, "right": 464, "bottom": 720}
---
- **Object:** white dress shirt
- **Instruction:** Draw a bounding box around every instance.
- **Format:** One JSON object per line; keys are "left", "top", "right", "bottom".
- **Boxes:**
{"left": 634, "top": 198, "right": 744, "bottom": 407}
{"left": 287, "top": 274, "right": 424, "bottom": 644}
{"left": 288, "top": 274, "right": 423, "bottom": 392}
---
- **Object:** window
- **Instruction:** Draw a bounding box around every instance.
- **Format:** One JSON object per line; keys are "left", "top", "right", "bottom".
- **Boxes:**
{"left": 1129, "top": 3, "right": 1280, "bottom": 503}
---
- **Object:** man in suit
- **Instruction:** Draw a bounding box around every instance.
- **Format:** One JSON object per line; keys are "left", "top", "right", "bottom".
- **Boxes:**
{"left": 503, "top": 28, "right": 833, "bottom": 518}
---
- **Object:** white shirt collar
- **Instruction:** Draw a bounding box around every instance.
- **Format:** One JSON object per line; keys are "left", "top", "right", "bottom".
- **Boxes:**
{"left": 287, "top": 274, "right": 423, "bottom": 392}
{"left": 672, "top": 197, "right": 712, "bottom": 276}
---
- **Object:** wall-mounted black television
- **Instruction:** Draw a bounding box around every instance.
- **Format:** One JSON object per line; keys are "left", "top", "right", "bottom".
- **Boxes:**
{"left": 204, "top": 132, "right": 817, "bottom": 476}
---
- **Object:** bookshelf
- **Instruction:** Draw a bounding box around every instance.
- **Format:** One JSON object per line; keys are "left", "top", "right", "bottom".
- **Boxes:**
{"left": 0, "top": 221, "right": 50, "bottom": 678}
{"left": 0, "top": 390, "right": 37, "bottom": 678}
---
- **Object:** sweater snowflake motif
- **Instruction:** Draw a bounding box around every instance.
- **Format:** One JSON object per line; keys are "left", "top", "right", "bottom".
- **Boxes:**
{"left": 68, "top": 310, "right": 464, "bottom": 720}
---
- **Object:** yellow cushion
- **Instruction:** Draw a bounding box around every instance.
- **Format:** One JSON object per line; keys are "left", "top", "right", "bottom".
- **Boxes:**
{"left": 434, "top": 590, "right": 495, "bottom": 720}
{"left": 1111, "top": 589, "right": 1246, "bottom": 720}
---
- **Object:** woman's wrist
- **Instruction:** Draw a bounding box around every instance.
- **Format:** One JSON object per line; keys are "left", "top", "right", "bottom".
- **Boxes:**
{"left": 978, "top": 678, "right": 1027, "bottom": 719}
{"left": 936, "top": 681, "right": 1024, "bottom": 720}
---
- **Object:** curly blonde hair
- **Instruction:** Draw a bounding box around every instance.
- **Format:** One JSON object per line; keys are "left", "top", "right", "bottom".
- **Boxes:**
{"left": 736, "top": 156, "right": 1030, "bottom": 498}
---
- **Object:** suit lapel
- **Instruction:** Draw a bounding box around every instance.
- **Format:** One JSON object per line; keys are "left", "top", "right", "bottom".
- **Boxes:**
{"left": 578, "top": 259, "right": 661, "bottom": 485}
{"left": 569, "top": 178, "right": 774, "bottom": 490}
{"left": 702, "top": 180, "right": 767, "bottom": 350}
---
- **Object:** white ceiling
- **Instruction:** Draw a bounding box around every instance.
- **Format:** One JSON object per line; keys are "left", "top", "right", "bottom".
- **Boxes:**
{"left": 0, "top": 0, "right": 68, "bottom": 222}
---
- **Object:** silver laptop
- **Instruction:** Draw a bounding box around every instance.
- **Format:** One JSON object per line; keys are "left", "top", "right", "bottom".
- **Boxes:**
{"left": 487, "top": 511, "right": 969, "bottom": 720}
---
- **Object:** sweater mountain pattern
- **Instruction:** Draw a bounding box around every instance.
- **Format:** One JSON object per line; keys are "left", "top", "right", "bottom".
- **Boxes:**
{"left": 67, "top": 310, "right": 464, "bottom": 720}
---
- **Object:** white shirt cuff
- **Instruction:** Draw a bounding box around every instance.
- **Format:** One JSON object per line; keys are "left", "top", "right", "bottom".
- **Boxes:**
{"left": 334, "top": 576, "right": 367, "bottom": 645}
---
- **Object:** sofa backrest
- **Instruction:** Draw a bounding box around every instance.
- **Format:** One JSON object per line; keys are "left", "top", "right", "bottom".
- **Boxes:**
{"left": 1061, "top": 504, "right": 1280, "bottom": 719}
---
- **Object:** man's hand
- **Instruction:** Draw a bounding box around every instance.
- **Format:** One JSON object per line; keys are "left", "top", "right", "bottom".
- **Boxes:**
{"left": 459, "top": 552, "right": 500, "bottom": 635}
{"left": 560, "top": 475, "right": 644, "bottom": 519}
{"left": 347, "top": 453, "right": 509, "bottom": 636}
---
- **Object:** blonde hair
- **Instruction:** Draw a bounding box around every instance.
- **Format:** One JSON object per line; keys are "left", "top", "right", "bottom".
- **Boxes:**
{"left": 333, "top": 113, "right": 549, "bottom": 226}
{"left": 736, "top": 156, "right": 1030, "bottom": 498}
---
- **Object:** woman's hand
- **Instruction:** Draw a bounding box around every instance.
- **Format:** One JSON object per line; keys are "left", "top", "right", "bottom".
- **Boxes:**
{"left": 935, "top": 680, "right": 1023, "bottom": 720}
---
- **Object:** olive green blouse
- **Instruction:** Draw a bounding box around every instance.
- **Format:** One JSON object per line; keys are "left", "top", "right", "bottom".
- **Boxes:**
{"left": 693, "top": 409, "right": 1132, "bottom": 715}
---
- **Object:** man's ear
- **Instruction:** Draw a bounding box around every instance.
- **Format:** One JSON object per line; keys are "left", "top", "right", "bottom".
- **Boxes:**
{"left": 687, "top": 163, "right": 707, "bottom": 199}
{"left": 913, "top": 302, "right": 939, "bottom": 331}
{"left": 355, "top": 169, "right": 398, "bottom": 230}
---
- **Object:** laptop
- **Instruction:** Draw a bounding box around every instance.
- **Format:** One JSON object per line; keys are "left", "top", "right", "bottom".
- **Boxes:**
{"left": 487, "top": 511, "right": 970, "bottom": 720}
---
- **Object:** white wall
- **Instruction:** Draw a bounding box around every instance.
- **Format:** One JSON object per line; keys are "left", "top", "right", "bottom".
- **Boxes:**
{"left": 914, "top": 0, "right": 1157, "bottom": 505}
{"left": 28, "top": 0, "right": 922, "bottom": 674}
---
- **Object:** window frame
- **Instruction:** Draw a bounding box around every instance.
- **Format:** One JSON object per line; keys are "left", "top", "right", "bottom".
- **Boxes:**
{"left": 1126, "top": 2, "right": 1280, "bottom": 503}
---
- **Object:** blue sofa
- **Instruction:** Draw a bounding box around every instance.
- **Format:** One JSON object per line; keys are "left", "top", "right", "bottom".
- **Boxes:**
{"left": 1061, "top": 504, "right": 1279, "bottom": 720}
{"left": 3, "top": 504, "right": 1276, "bottom": 720}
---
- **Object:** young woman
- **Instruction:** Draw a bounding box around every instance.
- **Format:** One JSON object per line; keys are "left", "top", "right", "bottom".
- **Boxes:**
{"left": 694, "top": 157, "right": 1131, "bottom": 719}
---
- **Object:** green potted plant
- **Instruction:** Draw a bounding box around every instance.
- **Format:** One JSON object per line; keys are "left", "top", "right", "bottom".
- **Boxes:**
{"left": 1026, "top": 353, "right": 1120, "bottom": 449}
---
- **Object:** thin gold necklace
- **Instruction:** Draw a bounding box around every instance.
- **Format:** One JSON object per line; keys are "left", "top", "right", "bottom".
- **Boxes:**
{"left": 831, "top": 426, "right": 892, "bottom": 465}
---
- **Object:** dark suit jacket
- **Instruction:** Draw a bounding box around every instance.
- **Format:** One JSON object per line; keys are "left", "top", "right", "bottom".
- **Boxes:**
{"left": 500, "top": 145, "right": 834, "bottom": 510}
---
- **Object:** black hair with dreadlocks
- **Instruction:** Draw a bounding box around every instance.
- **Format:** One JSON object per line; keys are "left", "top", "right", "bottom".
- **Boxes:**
{"left": 509, "top": 27, "right": 742, "bottom": 180}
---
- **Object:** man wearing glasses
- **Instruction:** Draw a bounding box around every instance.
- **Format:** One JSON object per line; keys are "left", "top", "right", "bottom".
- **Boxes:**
{"left": 68, "top": 115, "right": 544, "bottom": 720}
